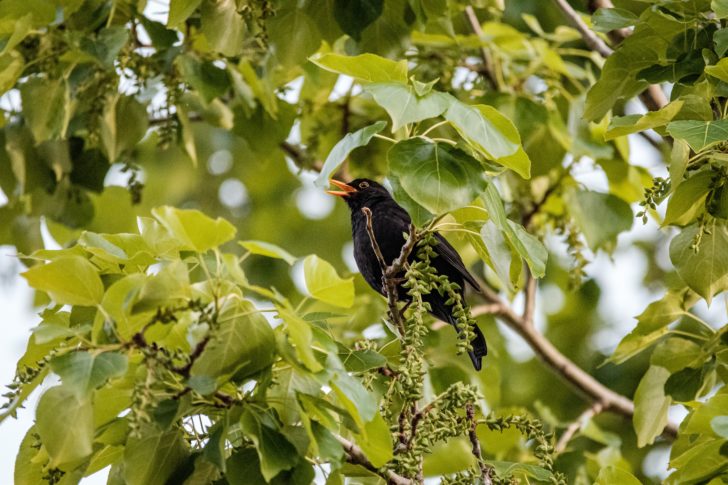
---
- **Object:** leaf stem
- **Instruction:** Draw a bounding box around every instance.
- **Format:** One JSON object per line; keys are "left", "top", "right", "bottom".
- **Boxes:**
{"left": 373, "top": 133, "right": 397, "bottom": 143}
{"left": 420, "top": 120, "right": 450, "bottom": 137}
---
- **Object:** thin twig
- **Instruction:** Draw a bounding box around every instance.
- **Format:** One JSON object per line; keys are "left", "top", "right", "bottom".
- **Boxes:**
{"left": 466, "top": 403, "right": 493, "bottom": 485}
{"left": 362, "top": 207, "right": 388, "bottom": 272}
{"left": 551, "top": 0, "right": 613, "bottom": 57}
{"left": 555, "top": 0, "right": 668, "bottom": 112}
{"left": 361, "top": 207, "right": 409, "bottom": 335}
{"left": 463, "top": 6, "right": 500, "bottom": 90}
{"left": 336, "top": 435, "right": 411, "bottom": 485}
{"left": 555, "top": 400, "right": 606, "bottom": 454}
{"left": 522, "top": 269, "right": 536, "bottom": 328}
{"left": 470, "top": 293, "right": 679, "bottom": 439}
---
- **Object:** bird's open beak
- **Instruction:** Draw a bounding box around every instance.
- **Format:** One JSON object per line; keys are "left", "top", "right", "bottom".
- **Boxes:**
{"left": 326, "top": 179, "right": 357, "bottom": 198}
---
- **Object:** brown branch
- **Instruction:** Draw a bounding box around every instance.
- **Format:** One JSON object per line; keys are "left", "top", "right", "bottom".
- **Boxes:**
{"left": 522, "top": 269, "right": 536, "bottom": 327}
{"left": 466, "top": 403, "right": 493, "bottom": 485}
{"left": 463, "top": 6, "right": 500, "bottom": 90}
{"left": 336, "top": 435, "right": 411, "bottom": 485}
{"left": 361, "top": 207, "right": 408, "bottom": 335}
{"left": 554, "top": 0, "right": 668, "bottom": 112}
{"left": 471, "top": 294, "right": 679, "bottom": 439}
{"left": 551, "top": 0, "right": 613, "bottom": 57}
{"left": 555, "top": 400, "right": 606, "bottom": 454}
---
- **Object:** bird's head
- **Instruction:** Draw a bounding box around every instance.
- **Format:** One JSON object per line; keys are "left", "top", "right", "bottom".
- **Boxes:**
{"left": 326, "top": 178, "right": 392, "bottom": 210}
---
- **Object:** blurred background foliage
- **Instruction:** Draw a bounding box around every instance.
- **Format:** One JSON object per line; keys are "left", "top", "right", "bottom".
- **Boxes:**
{"left": 1, "top": 0, "right": 728, "bottom": 483}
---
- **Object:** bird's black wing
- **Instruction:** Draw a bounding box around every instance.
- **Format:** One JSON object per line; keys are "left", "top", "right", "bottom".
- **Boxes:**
{"left": 432, "top": 233, "right": 482, "bottom": 293}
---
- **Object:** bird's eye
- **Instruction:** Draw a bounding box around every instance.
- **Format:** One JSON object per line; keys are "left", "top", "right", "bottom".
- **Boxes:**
{"left": 359, "top": 181, "right": 369, "bottom": 189}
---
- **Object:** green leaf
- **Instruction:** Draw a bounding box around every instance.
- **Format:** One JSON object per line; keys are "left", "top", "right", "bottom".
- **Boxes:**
{"left": 239, "top": 240, "right": 297, "bottom": 265}
{"left": 389, "top": 174, "right": 434, "bottom": 226}
{"left": 592, "top": 8, "right": 638, "bottom": 33}
{"left": 669, "top": 221, "right": 728, "bottom": 303}
{"left": 423, "top": 438, "right": 476, "bottom": 476}
{"left": 268, "top": 8, "right": 321, "bottom": 67}
{"left": 81, "top": 26, "right": 128, "bottom": 67}
{"left": 610, "top": 325, "right": 671, "bottom": 365}
{"left": 683, "top": 394, "right": 728, "bottom": 436}
{"left": 705, "top": 57, "right": 728, "bottom": 83}
{"left": 479, "top": 219, "right": 514, "bottom": 291}
{"left": 670, "top": 139, "right": 690, "bottom": 192}
{"left": 664, "top": 170, "right": 712, "bottom": 226}
{"left": 309, "top": 52, "right": 408, "bottom": 83}
{"left": 226, "top": 448, "right": 266, "bottom": 485}
{"left": 487, "top": 461, "right": 553, "bottom": 481}
{"left": 278, "top": 308, "right": 324, "bottom": 372}
{"left": 134, "top": 260, "right": 191, "bottom": 312}
{"left": 200, "top": 0, "right": 245, "bottom": 56}
{"left": 333, "top": 0, "right": 383, "bottom": 41}
{"left": 584, "top": 9, "right": 681, "bottom": 120}
{"left": 714, "top": 28, "right": 728, "bottom": 57}
{"left": 124, "top": 428, "right": 190, "bottom": 485}
{"left": 36, "top": 386, "right": 94, "bottom": 467}
{"left": 444, "top": 100, "right": 529, "bottom": 178}
{"left": 0, "top": 51, "right": 24, "bottom": 96}
{"left": 152, "top": 206, "right": 236, "bottom": 252}
{"left": 633, "top": 365, "right": 671, "bottom": 447}
{"left": 241, "top": 410, "right": 300, "bottom": 481}
{"left": 330, "top": 370, "right": 377, "bottom": 429}
{"left": 482, "top": 183, "right": 548, "bottom": 278}
{"left": 192, "top": 299, "right": 276, "bottom": 379}
{"left": 14, "top": 426, "right": 45, "bottom": 485}
{"left": 668, "top": 438, "right": 728, "bottom": 484}
{"left": 605, "top": 100, "right": 683, "bottom": 139}
{"left": 100, "top": 94, "right": 149, "bottom": 162}
{"left": 651, "top": 337, "right": 703, "bottom": 373}
{"left": 303, "top": 254, "right": 354, "bottom": 308}
{"left": 20, "top": 77, "right": 71, "bottom": 142}
{"left": 176, "top": 55, "right": 230, "bottom": 104}
{"left": 388, "top": 137, "right": 487, "bottom": 214}
{"left": 339, "top": 348, "right": 387, "bottom": 372}
{"left": 665, "top": 365, "right": 707, "bottom": 402}
{"left": 364, "top": 83, "right": 450, "bottom": 132}
{"left": 666, "top": 119, "right": 728, "bottom": 152}
{"left": 355, "top": 411, "right": 393, "bottom": 467}
{"left": 567, "top": 190, "right": 633, "bottom": 253}
{"left": 595, "top": 466, "right": 642, "bottom": 485}
{"left": 22, "top": 256, "right": 104, "bottom": 306}
{"left": 139, "top": 17, "right": 178, "bottom": 49}
{"left": 714, "top": 0, "right": 728, "bottom": 18}
{"left": 50, "top": 351, "right": 127, "bottom": 396}
{"left": 168, "top": 0, "right": 202, "bottom": 27}
{"left": 314, "top": 121, "right": 387, "bottom": 188}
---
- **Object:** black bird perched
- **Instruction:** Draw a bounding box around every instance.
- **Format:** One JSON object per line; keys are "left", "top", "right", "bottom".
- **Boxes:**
{"left": 327, "top": 178, "right": 487, "bottom": 370}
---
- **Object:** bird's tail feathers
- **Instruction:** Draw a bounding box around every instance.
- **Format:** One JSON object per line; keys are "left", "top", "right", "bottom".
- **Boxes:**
{"left": 432, "top": 300, "right": 487, "bottom": 371}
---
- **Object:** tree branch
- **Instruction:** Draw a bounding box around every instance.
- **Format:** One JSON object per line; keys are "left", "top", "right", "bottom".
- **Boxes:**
{"left": 553, "top": 0, "right": 668, "bottom": 112}
{"left": 555, "top": 400, "right": 606, "bottom": 454}
{"left": 551, "top": 0, "right": 613, "bottom": 57}
{"left": 466, "top": 403, "right": 493, "bottom": 485}
{"left": 522, "top": 269, "right": 536, "bottom": 327}
{"left": 336, "top": 434, "right": 412, "bottom": 485}
{"left": 361, "top": 207, "right": 415, "bottom": 335}
{"left": 463, "top": 6, "right": 500, "bottom": 90}
{"left": 471, "top": 293, "right": 679, "bottom": 439}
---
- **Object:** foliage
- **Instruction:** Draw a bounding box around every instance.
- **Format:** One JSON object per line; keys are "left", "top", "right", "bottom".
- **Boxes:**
{"left": 0, "top": 0, "right": 728, "bottom": 483}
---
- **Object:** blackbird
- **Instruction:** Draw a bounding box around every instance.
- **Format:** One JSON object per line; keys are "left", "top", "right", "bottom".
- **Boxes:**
{"left": 327, "top": 178, "right": 487, "bottom": 370}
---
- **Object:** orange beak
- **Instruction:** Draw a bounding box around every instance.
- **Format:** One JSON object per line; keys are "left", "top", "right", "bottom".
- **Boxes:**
{"left": 325, "top": 179, "right": 357, "bottom": 197}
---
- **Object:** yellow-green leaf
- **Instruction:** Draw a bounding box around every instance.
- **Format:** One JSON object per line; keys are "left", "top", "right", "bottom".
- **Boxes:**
{"left": 303, "top": 255, "right": 354, "bottom": 308}
{"left": 22, "top": 256, "right": 104, "bottom": 306}
{"left": 152, "top": 206, "right": 236, "bottom": 252}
